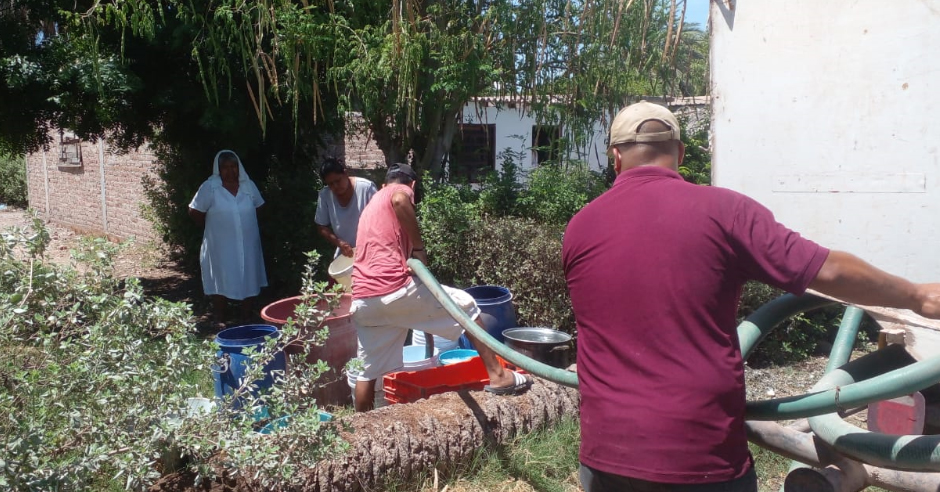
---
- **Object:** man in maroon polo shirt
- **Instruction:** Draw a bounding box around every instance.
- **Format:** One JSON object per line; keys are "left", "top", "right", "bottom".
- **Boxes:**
{"left": 562, "top": 101, "right": 940, "bottom": 492}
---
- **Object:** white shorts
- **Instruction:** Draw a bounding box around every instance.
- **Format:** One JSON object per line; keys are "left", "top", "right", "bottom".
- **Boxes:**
{"left": 351, "top": 279, "right": 480, "bottom": 381}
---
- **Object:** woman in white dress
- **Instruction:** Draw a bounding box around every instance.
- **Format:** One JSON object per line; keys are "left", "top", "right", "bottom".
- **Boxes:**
{"left": 188, "top": 150, "right": 267, "bottom": 329}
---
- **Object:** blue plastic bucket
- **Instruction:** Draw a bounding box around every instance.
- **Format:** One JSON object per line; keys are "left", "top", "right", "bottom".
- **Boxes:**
{"left": 212, "top": 325, "right": 286, "bottom": 409}
{"left": 458, "top": 285, "right": 517, "bottom": 350}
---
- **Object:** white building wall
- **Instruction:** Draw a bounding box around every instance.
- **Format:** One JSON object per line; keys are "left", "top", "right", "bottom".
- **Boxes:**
{"left": 460, "top": 101, "right": 609, "bottom": 174}
{"left": 710, "top": 1, "right": 940, "bottom": 282}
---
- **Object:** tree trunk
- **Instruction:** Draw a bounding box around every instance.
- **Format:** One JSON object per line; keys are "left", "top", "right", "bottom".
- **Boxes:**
{"left": 421, "top": 107, "right": 460, "bottom": 181}
{"left": 151, "top": 379, "right": 579, "bottom": 492}
{"left": 302, "top": 379, "right": 579, "bottom": 491}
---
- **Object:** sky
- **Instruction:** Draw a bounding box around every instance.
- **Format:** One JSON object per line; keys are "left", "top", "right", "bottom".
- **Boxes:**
{"left": 685, "top": 0, "right": 710, "bottom": 30}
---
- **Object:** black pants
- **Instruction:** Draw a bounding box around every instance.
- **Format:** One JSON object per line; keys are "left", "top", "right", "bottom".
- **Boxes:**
{"left": 580, "top": 464, "right": 758, "bottom": 492}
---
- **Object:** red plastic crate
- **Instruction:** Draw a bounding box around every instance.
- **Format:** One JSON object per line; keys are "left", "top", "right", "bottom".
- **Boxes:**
{"left": 383, "top": 355, "right": 524, "bottom": 405}
{"left": 383, "top": 356, "right": 490, "bottom": 404}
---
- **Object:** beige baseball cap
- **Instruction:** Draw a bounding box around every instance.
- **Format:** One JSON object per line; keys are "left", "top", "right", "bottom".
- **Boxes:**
{"left": 608, "top": 101, "right": 681, "bottom": 151}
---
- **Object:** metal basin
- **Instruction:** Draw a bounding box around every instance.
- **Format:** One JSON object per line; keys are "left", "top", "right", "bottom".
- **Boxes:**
{"left": 502, "top": 327, "right": 572, "bottom": 369}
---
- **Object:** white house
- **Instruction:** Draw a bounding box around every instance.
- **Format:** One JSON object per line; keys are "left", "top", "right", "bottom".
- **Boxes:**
{"left": 449, "top": 96, "right": 709, "bottom": 181}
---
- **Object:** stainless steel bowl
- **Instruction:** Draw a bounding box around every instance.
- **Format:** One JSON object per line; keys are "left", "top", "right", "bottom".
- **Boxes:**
{"left": 502, "top": 327, "right": 572, "bottom": 368}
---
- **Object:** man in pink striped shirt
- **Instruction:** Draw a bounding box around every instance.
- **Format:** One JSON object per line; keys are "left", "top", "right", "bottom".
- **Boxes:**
{"left": 349, "top": 163, "right": 532, "bottom": 411}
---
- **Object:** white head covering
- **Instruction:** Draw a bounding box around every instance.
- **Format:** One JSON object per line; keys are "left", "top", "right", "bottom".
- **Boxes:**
{"left": 211, "top": 150, "right": 250, "bottom": 182}
{"left": 207, "top": 149, "right": 259, "bottom": 198}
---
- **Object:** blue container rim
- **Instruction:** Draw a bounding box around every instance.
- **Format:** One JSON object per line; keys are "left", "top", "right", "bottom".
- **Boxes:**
{"left": 216, "top": 324, "right": 281, "bottom": 346}
{"left": 463, "top": 285, "right": 512, "bottom": 304}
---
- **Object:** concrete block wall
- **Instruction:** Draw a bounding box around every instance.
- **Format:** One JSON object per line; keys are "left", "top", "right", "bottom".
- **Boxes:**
{"left": 26, "top": 133, "right": 158, "bottom": 241}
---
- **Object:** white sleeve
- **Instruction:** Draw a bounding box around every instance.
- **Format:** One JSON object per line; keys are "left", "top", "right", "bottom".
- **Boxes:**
{"left": 249, "top": 181, "right": 265, "bottom": 208}
{"left": 314, "top": 188, "right": 331, "bottom": 226}
{"left": 188, "top": 181, "right": 214, "bottom": 212}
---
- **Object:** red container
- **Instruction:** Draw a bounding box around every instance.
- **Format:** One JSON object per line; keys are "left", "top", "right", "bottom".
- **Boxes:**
{"left": 383, "top": 355, "right": 523, "bottom": 404}
{"left": 383, "top": 356, "right": 489, "bottom": 404}
{"left": 260, "top": 294, "right": 356, "bottom": 407}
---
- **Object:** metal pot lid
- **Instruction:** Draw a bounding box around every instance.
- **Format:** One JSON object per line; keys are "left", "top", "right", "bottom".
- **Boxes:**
{"left": 502, "top": 327, "right": 571, "bottom": 344}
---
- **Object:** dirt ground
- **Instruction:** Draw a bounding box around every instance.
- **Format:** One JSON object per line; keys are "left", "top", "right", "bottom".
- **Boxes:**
{"left": 1, "top": 207, "right": 868, "bottom": 492}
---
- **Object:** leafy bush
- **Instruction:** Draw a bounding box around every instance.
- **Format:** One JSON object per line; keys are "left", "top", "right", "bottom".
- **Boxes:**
{"left": 516, "top": 162, "right": 608, "bottom": 225}
{"left": 460, "top": 216, "right": 572, "bottom": 331}
{"left": 419, "top": 155, "right": 608, "bottom": 333}
{"left": 0, "top": 217, "right": 347, "bottom": 489}
{"left": 677, "top": 113, "right": 711, "bottom": 185}
{"left": 418, "top": 181, "right": 481, "bottom": 286}
{"left": 0, "top": 154, "right": 27, "bottom": 207}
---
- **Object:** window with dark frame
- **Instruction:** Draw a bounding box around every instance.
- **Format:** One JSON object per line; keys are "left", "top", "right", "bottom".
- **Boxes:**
{"left": 58, "top": 130, "right": 82, "bottom": 168}
{"left": 449, "top": 124, "right": 496, "bottom": 182}
{"left": 532, "top": 125, "right": 561, "bottom": 165}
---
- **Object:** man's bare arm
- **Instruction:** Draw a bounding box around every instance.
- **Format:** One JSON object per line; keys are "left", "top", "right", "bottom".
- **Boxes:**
{"left": 391, "top": 190, "right": 427, "bottom": 263}
{"left": 808, "top": 250, "right": 940, "bottom": 318}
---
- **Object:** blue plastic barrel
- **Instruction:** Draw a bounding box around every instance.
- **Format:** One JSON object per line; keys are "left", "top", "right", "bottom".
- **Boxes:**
{"left": 458, "top": 285, "right": 517, "bottom": 350}
{"left": 212, "top": 325, "right": 286, "bottom": 409}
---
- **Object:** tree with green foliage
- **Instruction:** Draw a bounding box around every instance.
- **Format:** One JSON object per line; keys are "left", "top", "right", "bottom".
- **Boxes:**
{"left": 1, "top": 0, "right": 708, "bottom": 289}
{"left": 1, "top": 0, "right": 708, "bottom": 175}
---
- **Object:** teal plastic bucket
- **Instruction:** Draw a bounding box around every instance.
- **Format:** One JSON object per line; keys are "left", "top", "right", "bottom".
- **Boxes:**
{"left": 212, "top": 325, "right": 285, "bottom": 409}
{"left": 459, "top": 285, "right": 517, "bottom": 349}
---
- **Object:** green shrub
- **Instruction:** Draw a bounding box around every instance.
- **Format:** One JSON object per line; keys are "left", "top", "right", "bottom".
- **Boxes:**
{"left": 418, "top": 156, "right": 607, "bottom": 333}
{"left": 516, "top": 162, "right": 608, "bottom": 225}
{"left": 462, "top": 216, "right": 571, "bottom": 332}
{"left": 677, "top": 114, "right": 711, "bottom": 185}
{"left": 0, "top": 154, "right": 27, "bottom": 207}
{"left": 0, "top": 217, "right": 347, "bottom": 489}
{"left": 418, "top": 181, "right": 481, "bottom": 286}
{"left": 419, "top": 190, "right": 573, "bottom": 332}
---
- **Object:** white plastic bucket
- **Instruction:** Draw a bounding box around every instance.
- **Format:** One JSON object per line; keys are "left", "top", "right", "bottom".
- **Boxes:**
{"left": 410, "top": 331, "right": 460, "bottom": 353}
{"left": 347, "top": 368, "right": 387, "bottom": 409}
{"left": 328, "top": 253, "right": 354, "bottom": 290}
{"left": 403, "top": 344, "right": 440, "bottom": 371}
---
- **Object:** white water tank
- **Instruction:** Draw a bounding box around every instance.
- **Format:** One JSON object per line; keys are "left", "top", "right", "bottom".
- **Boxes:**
{"left": 710, "top": 1, "right": 940, "bottom": 282}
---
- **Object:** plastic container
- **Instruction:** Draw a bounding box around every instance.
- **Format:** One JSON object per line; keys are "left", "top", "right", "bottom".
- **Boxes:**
{"left": 165, "top": 397, "right": 216, "bottom": 427}
{"left": 403, "top": 344, "right": 440, "bottom": 371}
{"left": 384, "top": 355, "right": 489, "bottom": 404}
{"left": 260, "top": 294, "right": 356, "bottom": 407}
{"left": 458, "top": 285, "right": 518, "bottom": 349}
{"left": 347, "top": 367, "right": 387, "bottom": 409}
{"left": 212, "top": 325, "right": 286, "bottom": 409}
{"left": 439, "top": 349, "right": 479, "bottom": 366}
{"left": 383, "top": 355, "right": 522, "bottom": 405}
{"left": 328, "top": 253, "right": 354, "bottom": 290}
{"left": 410, "top": 331, "right": 460, "bottom": 353}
